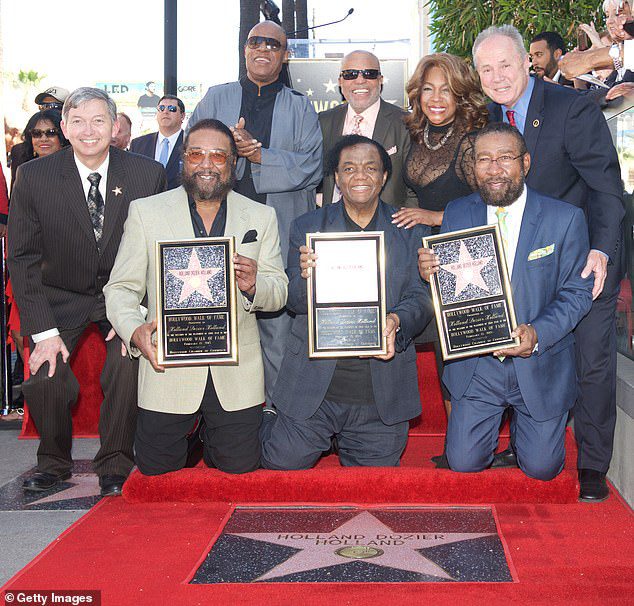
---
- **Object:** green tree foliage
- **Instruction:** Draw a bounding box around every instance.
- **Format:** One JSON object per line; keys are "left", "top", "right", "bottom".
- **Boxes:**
{"left": 427, "top": 0, "right": 603, "bottom": 58}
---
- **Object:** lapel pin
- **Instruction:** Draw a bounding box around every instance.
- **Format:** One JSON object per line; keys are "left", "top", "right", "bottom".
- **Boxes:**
{"left": 533, "top": 119, "right": 540, "bottom": 128}
{"left": 112, "top": 186, "right": 123, "bottom": 196}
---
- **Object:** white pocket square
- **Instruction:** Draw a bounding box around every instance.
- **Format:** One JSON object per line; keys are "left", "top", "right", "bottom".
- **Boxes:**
{"left": 386, "top": 146, "right": 397, "bottom": 155}
{"left": 528, "top": 244, "right": 555, "bottom": 261}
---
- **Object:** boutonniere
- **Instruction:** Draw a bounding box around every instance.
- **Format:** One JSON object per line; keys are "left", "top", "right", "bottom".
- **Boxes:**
{"left": 112, "top": 186, "right": 123, "bottom": 196}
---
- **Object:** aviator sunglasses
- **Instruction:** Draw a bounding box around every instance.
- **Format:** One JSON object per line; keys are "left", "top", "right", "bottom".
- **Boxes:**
{"left": 183, "top": 149, "right": 229, "bottom": 166}
{"left": 30, "top": 128, "right": 59, "bottom": 139}
{"left": 157, "top": 104, "right": 179, "bottom": 113}
{"left": 246, "top": 36, "right": 284, "bottom": 51}
{"left": 339, "top": 69, "right": 381, "bottom": 80}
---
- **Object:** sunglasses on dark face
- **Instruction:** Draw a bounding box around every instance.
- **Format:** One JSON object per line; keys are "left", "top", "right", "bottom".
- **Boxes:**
{"left": 31, "top": 128, "right": 58, "bottom": 139}
{"left": 39, "top": 102, "right": 63, "bottom": 110}
{"left": 157, "top": 104, "right": 179, "bottom": 113}
{"left": 246, "top": 36, "right": 284, "bottom": 51}
{"left": 339, "top": 69, "right": 381, "bottom": 80}
{"left": 183, "top": 149, "right": 230, "bottom": 166}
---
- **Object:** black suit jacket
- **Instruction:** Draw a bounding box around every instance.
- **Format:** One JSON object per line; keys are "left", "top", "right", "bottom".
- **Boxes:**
{"left": 8, "top": 146, "right": 167, "bottom": 335}
{"left": 488, "top": 77, "right": 623, "bottom": 258}
{"left": 130, "top": 130, "right": 183, "bottom": 191}
{"left": 318, "top": 99, "right": 416, "bottom": 208}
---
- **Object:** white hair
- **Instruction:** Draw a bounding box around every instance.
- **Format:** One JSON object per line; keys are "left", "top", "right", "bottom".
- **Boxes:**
{"left": 62, "top": 87, "right": 117, "bottom": 123}
{"left": 472, "top": 25, "right": 528, "bottom": 68}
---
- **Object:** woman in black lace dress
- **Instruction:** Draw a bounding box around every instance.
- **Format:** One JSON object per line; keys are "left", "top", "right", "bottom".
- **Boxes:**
{"left": 392, "top": 54, "right": 488, "bottom": 466}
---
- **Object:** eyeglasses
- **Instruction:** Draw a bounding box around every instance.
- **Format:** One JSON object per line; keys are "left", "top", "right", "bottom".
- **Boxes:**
{"left": 246, "top": 36, "right": 284, "bottom": 51}
{"left": 475, "top": 154, "right": 524, "bottom": 169}
{"left": 157, "top": 104, "right": 179, "bottom": 113}
{"left": 340, "top": 69, "right": 381, "bottom": 80}
{"left": 39, "top": 102, "right": 63, "bottom": 110}
{"left": 30, "top": 128, "right": 59, "bottom": 139}
{"left": 183, "top": 149, "right": 230, "bottom": 166}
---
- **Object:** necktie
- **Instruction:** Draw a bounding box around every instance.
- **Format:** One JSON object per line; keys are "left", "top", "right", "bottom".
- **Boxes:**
{"left": 506, "top": 109, "right": 517, "bottom": 127}
{"left": 159, "top": 137, "right": 170, "bottom": 167}
{"left": 495, "top": 206, "right": 510, "bottom": 362}
{"left": 87, "top": 172, "right": 105, "bottom": 244}
{"left": 351, "top": 114, "right": 364, "bottom": 135}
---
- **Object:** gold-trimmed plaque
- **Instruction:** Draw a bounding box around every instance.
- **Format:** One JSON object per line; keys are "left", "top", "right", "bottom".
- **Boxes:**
{"left": 156, "top": 237, "right": 238, "bottom": 366}
{"left": 423, "top": 225, "right": 519, "bottom": 361}
{"left": 307, "top": 231, "right": 387, "bottom": 358}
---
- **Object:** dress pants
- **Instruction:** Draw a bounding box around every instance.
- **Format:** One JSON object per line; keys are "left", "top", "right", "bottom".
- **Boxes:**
{"left": 135, "top": 371, "right": 262, "bottom": 475}
{"left": 257, "top": 308, "right": 293, "bottom": 406}
{"left": 446, "top": 357, "right": 568, "bottom": 481}
{"left": 260, "top": 399, "right": 409, "bottom": 470}
{"left": 23, "top": 298, "right": 137, "bottom": 478}
{"left": 573, "top": 256, "right": 622, "bottom": 473}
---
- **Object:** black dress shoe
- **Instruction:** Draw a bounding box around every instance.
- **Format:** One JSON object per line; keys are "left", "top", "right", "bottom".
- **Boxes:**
{"left": 491, "top": 446, "right": 518, "bottom": 468}
{"left": 578, "top": 469, "right": 609, "bottom": 502}
{"left": 23, "top": 471, "right": 71, "bottom": 492}
{"left": 99, "top": 474, "right": 126, "bottom": 497}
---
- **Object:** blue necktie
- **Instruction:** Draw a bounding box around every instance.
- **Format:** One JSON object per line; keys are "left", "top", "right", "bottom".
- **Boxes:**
{"left": 159, "top": 138, "right": 169, "bottom": 167}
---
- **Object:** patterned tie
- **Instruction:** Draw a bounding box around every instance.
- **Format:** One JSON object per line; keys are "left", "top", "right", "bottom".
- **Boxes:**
{"left": 506, "top": 109, "right": 517, "bottom": 127}
{"left": 158, "top": 137, "right": 170, "bottom": 167}
{"left": 495, "top": 206, "right": 510, "bottom": 362}
{"left": 87, "top": 172, "right": 105, "bottom": 244}
{"left": 351, "top": 114, "right": 364, "bottom": 135}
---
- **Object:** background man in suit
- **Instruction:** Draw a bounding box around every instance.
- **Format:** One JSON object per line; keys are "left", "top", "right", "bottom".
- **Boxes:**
{"left": 472, "top": 25, "right": 624, "bottom": 501}
{"left": 130, "top": 95, "right": 185, "bottom": 190}
{"left": 419, "top": 123, "right": 593, "bottom": 480}
{"left": 105, "top": 119, "right": 287, "bottom": 475}
{"left": 188, "top": 21, "right": 322, "bottom": 407}
{"left": 319, "top": 50, "right": 415, "bottom": 208}
{"left": 261, "top": 135, "right": 431, "bottom": 470}
{"left": 8, "top": 87, "right": 166, "bottom": 496}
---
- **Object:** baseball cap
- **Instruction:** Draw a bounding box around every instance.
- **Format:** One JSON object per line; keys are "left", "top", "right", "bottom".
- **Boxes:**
{"left": 34, "top": 86, "right": 70, "bottom": 105}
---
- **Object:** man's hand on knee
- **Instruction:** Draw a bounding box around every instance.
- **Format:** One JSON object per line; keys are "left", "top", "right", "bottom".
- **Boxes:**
{"left": 29, "top": 336, "right": 69, "bottom": 377}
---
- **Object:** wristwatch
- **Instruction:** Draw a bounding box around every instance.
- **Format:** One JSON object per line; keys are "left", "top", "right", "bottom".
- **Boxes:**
{"left": 609, "top": 43, "right": 624, "bottom": 71}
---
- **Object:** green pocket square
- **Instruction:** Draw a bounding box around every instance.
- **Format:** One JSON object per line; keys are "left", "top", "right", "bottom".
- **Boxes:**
{"left": 528, "top": 244, "right": 555, "bottom": 261}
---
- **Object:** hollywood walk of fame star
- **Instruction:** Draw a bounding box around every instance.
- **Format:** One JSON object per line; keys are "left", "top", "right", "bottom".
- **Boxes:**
{"left": 112, "top": 186, "right": 123, "bottom": 196}
{"left": 305, "top": 88, "right": 314, "bottom": 97}
{"left": 27, "top": 474, "right": 101, "bottom": 506}
{"left": 230, "top": 511, "right": 493, "bottom": 581}
{"left": 323, "top": 78, "right": 338, "bottom": 94}
{"left": 169, "top": 249, "right": 221, "bottom": 304}
{"left": 440, "top": 241, "right": 493, "bottom": 297}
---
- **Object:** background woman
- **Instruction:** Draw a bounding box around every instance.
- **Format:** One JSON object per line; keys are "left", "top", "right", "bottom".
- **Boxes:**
{"left": 392, "top": 54, "right": 488, "bottom": 466}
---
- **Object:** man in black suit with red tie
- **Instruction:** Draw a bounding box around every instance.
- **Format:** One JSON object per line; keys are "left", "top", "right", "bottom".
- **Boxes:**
{"left": 8, "top": 87, "right": 166, "bottom": 496}
{"left": 473, "top": 25, "right": 624, "bottom": 502}
{"left": 130, "top": 95, "right": 185, "bottom": 190}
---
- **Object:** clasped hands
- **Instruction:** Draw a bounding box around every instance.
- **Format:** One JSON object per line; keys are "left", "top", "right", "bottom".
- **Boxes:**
{"left": 299, "top": 245, "right": 400, "bottom": 360}
{"left": 229, "top": 117, "right": 262, "bottom": 164}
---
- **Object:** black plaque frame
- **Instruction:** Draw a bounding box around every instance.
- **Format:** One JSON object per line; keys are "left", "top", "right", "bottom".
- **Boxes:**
{"left": 423, "top": 225, "right": 519, "bottom": 361}
{"left": 307, "top": 231, "right": 387, "bottom": 358}
{"left": 156, "top": 237, "right": 238, "bottom": 366}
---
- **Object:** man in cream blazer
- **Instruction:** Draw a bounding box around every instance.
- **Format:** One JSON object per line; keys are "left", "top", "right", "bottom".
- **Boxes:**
{"left": 105, "top": 119, "right": 288, "bottom": 475}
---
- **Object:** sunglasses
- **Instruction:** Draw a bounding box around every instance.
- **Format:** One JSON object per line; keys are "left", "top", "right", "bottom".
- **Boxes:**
{"left": 157, "top": 104, "right": 179, "bottom": 113}
{"left": 246, "top": 36, "right": 284, "bottom": 51}
{"left": 183, "top": 149, "right": 230, "bottom": 166}
{"left": 340, "top": 69, "right": 381, "bottom": 80}
{"left": 39, "top": 102, "right": 63, "bottom": 110}
{"left": 31, "top": 128, "right": 59, "bottom": 139}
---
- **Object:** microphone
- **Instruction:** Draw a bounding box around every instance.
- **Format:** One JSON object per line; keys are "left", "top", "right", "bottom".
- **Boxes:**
{"left": 286, "top": 8, "right": 354, "bottom": 37}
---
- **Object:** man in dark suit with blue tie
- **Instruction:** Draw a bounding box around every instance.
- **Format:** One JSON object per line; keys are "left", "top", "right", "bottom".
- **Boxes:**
{"left": 419, "top": 123, "right": 593, "bottom": 481}
{"left": 261, "top": 135, "right": 432, "bottom": 469}
{"left": 130, "top": 95, "right": 185, "bottom": 190}
{"left": 472, "top": 25, "right": 624, "bottom": 500}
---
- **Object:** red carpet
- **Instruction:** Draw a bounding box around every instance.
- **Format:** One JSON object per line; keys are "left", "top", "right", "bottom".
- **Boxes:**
{"left": 123, "top": 431, "right": 578, "bottom": 505}
{"left": 2, "top": 493, "right": 631, "bottom": 605}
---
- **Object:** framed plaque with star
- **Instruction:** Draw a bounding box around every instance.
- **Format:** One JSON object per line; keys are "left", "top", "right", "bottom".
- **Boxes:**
{"left": 155, "top": 237, "right": 238, "bottom": 366}
{"left": 307, "top": 231, "right": 387, "bottom": 358}
{"left": 423, "top": 225, "right": 519, "bottom": 361}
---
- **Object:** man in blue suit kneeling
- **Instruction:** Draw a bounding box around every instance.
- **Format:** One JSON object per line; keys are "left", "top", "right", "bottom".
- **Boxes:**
{"left": 261, "top": 135, "right": 432, "bottom": 469}
{"left": 419, "top": 123, "right": 593, "bottom": 480}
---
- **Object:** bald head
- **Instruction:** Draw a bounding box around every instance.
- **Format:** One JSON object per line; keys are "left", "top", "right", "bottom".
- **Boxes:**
{"left": 338, "top": 50, "right": 383, "bottom": 114}
{"left": 245, "top": 20, "right": 289, "bottom": 86}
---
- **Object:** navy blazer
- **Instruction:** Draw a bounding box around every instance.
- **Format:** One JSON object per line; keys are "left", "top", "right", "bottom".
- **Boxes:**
{"left": 272, "top": 201, "right": 433, "bottom": 425}
{"left": 441, "top": 188, "right": 593, "bottom": 421}
{"left": 488, "top": 77, "right": 623, "bottom": 259}
{"left": 130, "top": 130, "right": 183, "bottom": 191}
